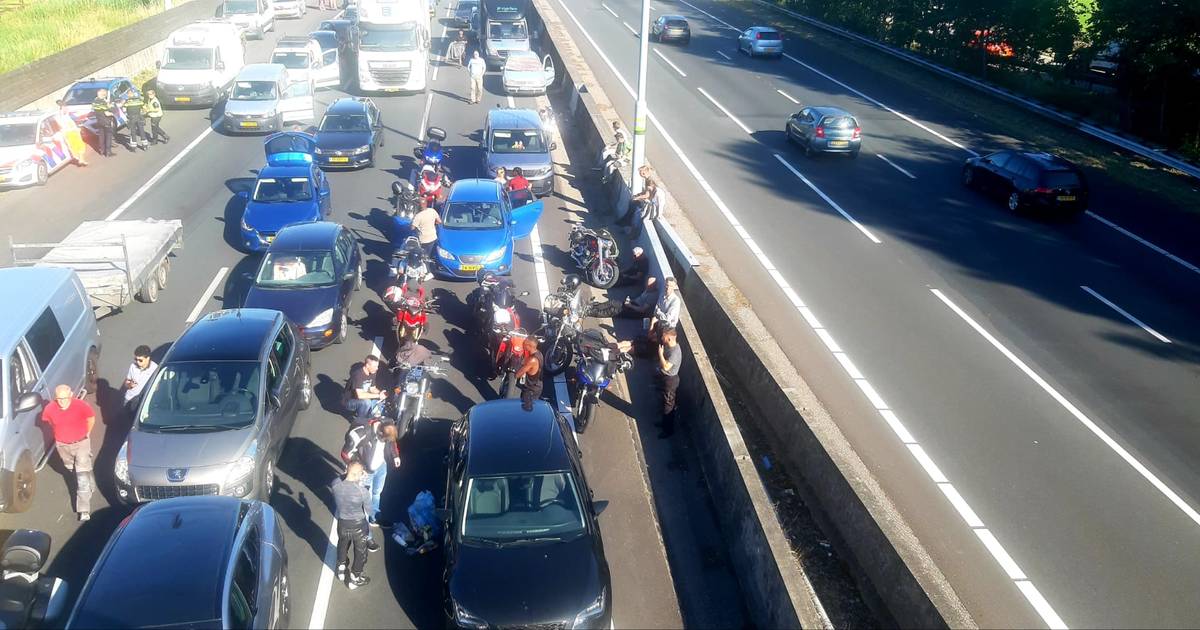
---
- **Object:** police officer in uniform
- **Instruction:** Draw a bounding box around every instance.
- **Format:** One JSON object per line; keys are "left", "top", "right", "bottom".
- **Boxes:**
{"left": 91, "top": 88, "right": 115, "bottom": 157}
{"left": 121, "top": 91, "right": 149, "bottom": 150}
{"left": 144, "top": 89, "right": 170, "bottom": 145}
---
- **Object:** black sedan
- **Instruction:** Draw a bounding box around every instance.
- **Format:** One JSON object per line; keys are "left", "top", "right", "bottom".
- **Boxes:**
{"left": 651, "top": 15, "right": 690, "bottom": 44}
{"left": 243, "top": 221, "right": 362, "bottom": 348}
{"left": 313, "top": 97, "right": 384, "bottom": 169}
{"left": 452, "top": 0, "right": 480, "bottom": 29}
{"left": 962, "top": 150, "right": 1089, "bottom": 214}
{"left": 443, "top": 400, "right": 611, "bottom": 629}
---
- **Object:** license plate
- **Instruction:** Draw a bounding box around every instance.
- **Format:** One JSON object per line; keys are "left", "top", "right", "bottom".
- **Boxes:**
{"left": 382, "top": 87, "right": 401, "bottom": 92}
{"left": 174, "top": 96, "right": 192, "bottom": 103}
{"left": 240, "top": 121, "right": 259, "bottom": 128}
{"left": 829, "top": 140, "right": 849, "bottom": 148}
{"left": 1057, "top": 195, "right": 1076, "bottom": 202}
{"left": 0, "top": 176, "right": 7, "bottom": 183}
{"left": 329, "top": 156, "right": 349, "bottom": 163}
{"left": 459, "top": 264, "right": 482, "bottom": 272}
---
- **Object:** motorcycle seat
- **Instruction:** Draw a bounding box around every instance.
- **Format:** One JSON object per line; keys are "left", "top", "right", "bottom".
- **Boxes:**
{"left": 1, "top": 530, "right": 50, "bottom": 574}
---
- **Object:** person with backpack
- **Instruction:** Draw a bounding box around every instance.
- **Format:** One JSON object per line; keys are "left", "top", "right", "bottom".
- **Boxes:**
{"left": 341, "top": 418, "right": 400, "bottom": 528}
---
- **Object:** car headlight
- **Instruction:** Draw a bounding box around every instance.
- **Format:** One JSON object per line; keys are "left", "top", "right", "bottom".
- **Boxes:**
{"left": 224, "top": 440, "right": 258, "bottom": 497}
{"left": 115, "top": 442, "right": 130, "bottom": 485}
{"left": 452, "top": 602, "right": 488, "bottom": 629}
{"left": 571, "top": 588, "right": 607, "bottom": 629}
{"left": 314, "top": 147, "right": 325, "bottom": 155}
{"left": 437, "top": 246, "right": 454, "bottom": 261}
{"left": 404, "top": 381, "right": 420, "bottom": 395}
{"left": 308, "top": 308, "right": 334, "bottom": 328}
{"left": 483, "top": 247, "right": 506, "bottom": 263}
{"left": 19, "top": 159, "right": 38, "bottom": 173}
{"left": 350, "top": 145, "right": 371, "bottom": 155}
{"left": 241, "top": 216, "right": 254, "bottom": 232}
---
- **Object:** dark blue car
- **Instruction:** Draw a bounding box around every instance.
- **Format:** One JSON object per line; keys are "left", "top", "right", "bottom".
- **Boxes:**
{"left": 239, "top": 132, "right": 332, "bottom": 251}
{"left": 435, "top": 179, "right": 543, "bottom": 279}
{"left": 243, "top": 221, "right": 362, "bottom": 348}
{"left": 313, "top": 97, "right": 384, "bottom": 169}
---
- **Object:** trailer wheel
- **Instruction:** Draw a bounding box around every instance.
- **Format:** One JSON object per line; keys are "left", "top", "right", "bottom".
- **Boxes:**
{"left": 137, "top": 275, "right": 160, "bottom": 303}
{"left": 155, "top": 258, "right": 170, "bottom": 290}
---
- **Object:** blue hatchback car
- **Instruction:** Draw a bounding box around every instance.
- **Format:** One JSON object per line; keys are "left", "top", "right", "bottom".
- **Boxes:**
{"left": 239, "top": 132, "right": 332, "bottom": 251}
{"left": 435, "top": 179, "right": 543, "bottom": 279}
{"left": 243, "top": 221, "right": 362, "bottom": 348}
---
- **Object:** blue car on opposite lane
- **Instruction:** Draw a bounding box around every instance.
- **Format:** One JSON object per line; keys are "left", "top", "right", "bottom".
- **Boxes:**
{"left": 239, "top": 132, "right": 332, "bottom": 251}
{"left": 435, "top": 179, "right": 543, "bottom": 279}
{"left": 243, "top": 221, "right": 362, "bottom": 348}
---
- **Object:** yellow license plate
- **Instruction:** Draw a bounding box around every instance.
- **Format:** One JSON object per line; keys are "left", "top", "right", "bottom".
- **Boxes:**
{"left": 459, "top": 264, "right": 482, "bottom": 272}
{"left": 383, "top": 87, "right": 401, "bottom": 92}
{"left": 829, "top": 140, "right": 849, "bottom": 147}
{"left": 240, "top": 121, "right": 259, "bottom": 128}
{"left": 329, "top": 156, "right": 349, "bottom": 163}
{"left": 1057, "top": 195, "right": 1076, "bottom": 202}
{"left": 174, "top": 96, "right": 192, "bottom": 103}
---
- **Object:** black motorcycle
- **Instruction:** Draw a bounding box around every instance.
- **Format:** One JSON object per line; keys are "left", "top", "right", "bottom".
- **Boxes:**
{"left": 568, "top": 224, "right": 620, "bottom": 289}
{"left": 569, "top": 328, "right": 633, "bottom": 432}
{"left": 387, "top": 355, "right": 450, "bottom": 436}
{"left": 0, "top": 529, "right": 69, "bottom": 629}
{"left": 539, "top": 275, "right": 585, "bottom": 376}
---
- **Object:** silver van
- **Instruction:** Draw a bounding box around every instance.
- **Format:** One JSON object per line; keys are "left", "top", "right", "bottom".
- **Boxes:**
{"left": 0, "top": 267, "right": 102, "bottom": 513}
{"left": 223, "top": 64, "right": 315, "bottom": 133}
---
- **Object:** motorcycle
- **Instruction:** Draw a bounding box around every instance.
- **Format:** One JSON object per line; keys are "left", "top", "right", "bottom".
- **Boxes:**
{"left": 413, "top": 126, "right": 452, "bottom": 207}
{"left": 0, "top": 529, "right": 69, "bottom": 629}
{"left": 388, "top": 235, "right": 430, "bottom": 283}
{"left": 493, "top": 326, "right": 537, "bottom": 399}
{"left": 387, "top": 354, "right": 451, "bottom": 436}
{"left": 390, "top": 179, "right": 421, "bottom": 242}
{"left": 570, "top": 328, "right": 633, "bottom": 433}
{"left": 467, "top": 270, "right": 528, "bottom": 337}
{"left": 415, "top": 164, "right": 451, "bottom": 209}
{"left": 391, "top": 287, "right": 438, "bottom": 346}
{"left": 568, "top": 224, "right": 621, "bottom": 289}
{"left": 539, "top": 275, "right": 584, "bottom": 376}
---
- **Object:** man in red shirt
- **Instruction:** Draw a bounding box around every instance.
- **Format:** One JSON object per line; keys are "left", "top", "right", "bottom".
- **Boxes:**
{"left": 505, "top": 167, "right": 530, "bottom": 193}
{"left": 40, "top": 384, "right": 96, "bottom": 521}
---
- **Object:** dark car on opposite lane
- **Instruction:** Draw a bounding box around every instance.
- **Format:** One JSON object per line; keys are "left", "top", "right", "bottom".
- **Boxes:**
{"left": 313, "top": 97, "right": 384, "bottom": 169}
{"left": 785, "top": 106, "right": 862, "bottom": 158}
{"left": 651, "top": 15, "right": 690, "bottom": 44}
{"left": 244, "top": 221, "right": 362, "bottom": 348}
{"left": 962, "top": 150, "right": 1089, "bottom": 214}
{"left": 443, "top": 399, "right": 611, "bottom": 629}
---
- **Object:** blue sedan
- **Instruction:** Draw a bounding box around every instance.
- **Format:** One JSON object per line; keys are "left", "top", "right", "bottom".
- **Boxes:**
{"left": 435, "top": 179, "right": 543, "bottom": 279}
{"left": 238, "top": 132, "right": 332, "bottom": 252}
{"left": 243, "top": 221, "right": 362, "bottom": 348}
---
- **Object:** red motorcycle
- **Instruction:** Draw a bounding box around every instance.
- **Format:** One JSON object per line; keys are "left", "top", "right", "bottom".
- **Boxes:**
{"left": 415, "top": 164, "right": 450, "bottom": 208}
{"left": 385, "top": 284, "right": 438, "bottom": 345}
{"left": 493, "top": 326, "right": 534, "bottom": 399}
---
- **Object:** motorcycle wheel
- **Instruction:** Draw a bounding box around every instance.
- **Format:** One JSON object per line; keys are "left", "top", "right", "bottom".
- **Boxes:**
{"left": 589, "top": 259, "right": 620, "bottom": 289}
{"left": 499, "top": 372, "right": 514, "bottom": 399}
{"left": 576, "top": 398, "right": 596, "bottom": 433}
{"left": 544, "top": 338, "right": 571, "bottom": 376}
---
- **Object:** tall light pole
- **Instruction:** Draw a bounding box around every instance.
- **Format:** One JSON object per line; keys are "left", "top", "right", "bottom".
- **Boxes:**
{"left": 629, "top": 0, "right": 652, "bottom": 195}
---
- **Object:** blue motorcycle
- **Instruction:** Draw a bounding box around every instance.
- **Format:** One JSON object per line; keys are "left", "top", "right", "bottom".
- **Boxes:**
{"left": 570, "top": 328, "right": 633, "bottom": 432}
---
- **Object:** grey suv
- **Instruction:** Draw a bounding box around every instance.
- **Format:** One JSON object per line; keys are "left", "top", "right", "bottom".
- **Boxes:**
{"left": 115, "top": 308, "right": 312, "bottom": 504}
{"left": 482, "top": 107, "right": 556, "bottom": 196}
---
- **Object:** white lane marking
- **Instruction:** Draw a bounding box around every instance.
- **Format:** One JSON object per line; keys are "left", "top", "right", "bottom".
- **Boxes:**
{"left": 939, "top": 482, "right": 984, "bottom": 528}
{"left": 622, "top": 20, "right": 639, "bottom": 35}
{"left": 876, "top": 153, "right": 916, "bottom": 179}
{"left": 652, "top": 48, "right": 687, "bottom": 77}
{"left": 507, "top": 94, "right": 516, "bottom": 107}
{"left": 773, "top": 154, "right": 881, "bottom": 243}
{"left": 307, "top": 518, "right": 340, "bottom": 629}
{"left": 932, "top": 287, "right": 1200, "bottom": 528}
{"left": 1084, "top": 211, "right": 1200, "bottom": 276}
{"left": 601, "top": 2, "right": 618, "bottom": 18}
{"left": 554, "top": 1, "right": 1063, "bottom": 625}
{"left": 716, "top": 50, "right": 732, "bottom": 60}
{"left": 418, "top": 91, "right": 434, "bottom": 141}
{"left": 106, "top": 125, "right": 217, "bottom": 220}
{"left": 184, "top": 267, "right": 229, "bottom": 323}
{"left": 975, "top": 528, "right": 1027, "bottom": 580}
{"left": 776, "top": 88, "right": 799, "bottom": 104}
{"left": 906, "top": 444, "right": 948, "bottom": 483}
{"left": 1080, "top": 285, "right": 1171, "bottom": 344}
{"left": 696, "top": 87, "right": 754, "bottom": 135}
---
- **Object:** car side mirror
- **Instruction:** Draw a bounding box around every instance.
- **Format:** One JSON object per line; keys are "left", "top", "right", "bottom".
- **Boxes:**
{"left": 344, "top": 271, "right": 356, "bottom": 281}
{"left": 268, "top": 393, "right": 282, "bottom": 410}
{"left": 15, "top": 392, "right": 43, "bottom": 413}
{"left": 592, "top": 499, "right": 609, "bottom": 516}
{"left": 237, "top": 190, "right": 249, "bottom": 199}
{"left": 518, "top": 290, "right": 530, "bottom": 297}
{"left": 435, "top": 507, "right": 451, "bottom": 522}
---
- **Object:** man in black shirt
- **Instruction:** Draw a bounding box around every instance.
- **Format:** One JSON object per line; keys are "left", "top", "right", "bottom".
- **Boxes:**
{"left": 656, "top": 327, "right": 682, "bottom": 439}
{"left": 343, "top": 355, "right": 385, "bottom": 420}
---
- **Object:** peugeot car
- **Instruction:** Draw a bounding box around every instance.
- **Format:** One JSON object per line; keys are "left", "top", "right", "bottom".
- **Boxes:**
{"left": 482, "top": 108, "right": 556, "bottom": 196}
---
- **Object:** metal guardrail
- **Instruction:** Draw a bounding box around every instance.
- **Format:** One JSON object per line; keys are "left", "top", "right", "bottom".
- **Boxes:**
{"left": 749, "top": 0, "right": 1200, "bottom": 181}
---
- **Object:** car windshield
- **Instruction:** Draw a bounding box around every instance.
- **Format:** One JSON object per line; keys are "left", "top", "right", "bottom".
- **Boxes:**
{"left": 63, "top": 85, "right": 103, "bottom": 105}
{"left": 253, "top": 177, "right": 314, "bottom": 202}
{"left": 0, "top": 123, "right": 37, "bottom": 147}
{"left": 490, "top": 129, "right": 544, "bottom": 153}
{"left": 359, "top": 23, "right": 419, "bottom": 51}
{"left": 223, "top": 0, "right": 257, "bottom": 14}
{"left": 320, "top": 114, "right": 369, "bottom": 132}
{"left": 231, "top": 80, "right": 278, "bottom": 101}
{"left": 462, "top": 472, "right": 587, "bottom": 542}
{"left": 256, "top": 251, "right": 337, "bottom": 287}
{"left": 1042, "top": 171, "right": 1082, "bottom": 189}
{"left": 443, "top": 201, "right": 504, "bottom": 229}
{"left": 488, "top": 21, "right": 527, "bottom": 39}
{"left": 505, "top": 54, "right": 542, "bottom": 72}
{"left": 272, "top": 51, "right": 310, "bottom": 69}
{"left": 162, "top": 47, "right": 214, "bottom": 70}
{"left": 139, "top": 361, "right": 261, "bottom": 431}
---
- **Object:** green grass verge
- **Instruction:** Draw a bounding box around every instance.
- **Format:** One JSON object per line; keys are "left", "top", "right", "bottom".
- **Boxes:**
{"left": 725, "top": 0, "right": 1200, "bottom": 214}
{"left": 0, "top": 0, "right": 183, "bottom": 75}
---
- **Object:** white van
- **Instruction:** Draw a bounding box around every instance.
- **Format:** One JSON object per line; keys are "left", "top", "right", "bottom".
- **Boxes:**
{"left": 355, "top": 0, "right": 431, "bottom": 93}
{"left": 271, "top": 36, "right": 340, "bottom": 89}
{"left": 220, "top": 0, "right": 276, "bottom": 40}
{"left": 0, "top": 267, "right": 101, "bottom": 513}
{"left": 223, "top": 64, "right": 315, "bottom": 133}
{"left": 156, "top": 20, "right": 246, "bottom": 107}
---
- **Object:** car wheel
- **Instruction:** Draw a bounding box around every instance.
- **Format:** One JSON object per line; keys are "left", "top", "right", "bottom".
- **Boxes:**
{"left": 961, "top": 166, "right": 975, "bottom": 188}
{"left": 682, "top": 36, "right": 690, "bottom": 45}
{"left": 5, "top": 452, "right": 35, "bottom": 513}
{"left": 86, "top": 347, "right": 100, "bottom": 394}
{"left": 262, "top": 459, "right": 275, "bottom": 499}
{"left": 784, "top": 124, "right": 793, "bottom": 143}
{"left": 335, "top": 311, "right": 348, "bottom": 344}
{"left": 354, "top": 262, "right": 364, "bottom": 290}
{"left": 279, "top": 574, "right": 291, "bottom": 628}
{"left": 1007, "top": 192, "right": 1022, "bottom": 212}
{"left": 803, "top": 139, "right": 814, "bottom": 157}
{"left": 35, "top": 161, "right": 48, "bottom": 186}
{"left": 299, "top": 371, "right": 312, "bottom": 410}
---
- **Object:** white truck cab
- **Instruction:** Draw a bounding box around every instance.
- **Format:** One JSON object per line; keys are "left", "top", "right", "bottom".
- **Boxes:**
{"left": 220, "top": 0, "right": 275, "bottom": 40}
{"left": 156, "top": 20, "right": 246, "bottom": 107}
{"left": 355, "top": 0, "right": 430, "bottom": 94}
{"left": 271, "top": 36, "right": 340, "bottom": 89}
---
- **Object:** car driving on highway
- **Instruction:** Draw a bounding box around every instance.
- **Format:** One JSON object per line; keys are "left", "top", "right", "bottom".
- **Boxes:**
{"left": 650, "top": 15, "right": 690, "bottom": 44}
{"left": 736, "top": 26, "right": 783, "bottom": 58}
{"left": 962, "top": 150, "right": 1089, "bottom": 214}
{"left": 443, "top": 399, "right": 612, "bottom": 629}
{"left": 435, "top": 178, "right": 543, "bottom": 279}
{"left": 239, "top": 132, "right": 332, "bottom": 251}
{"left": 244, "top": 221, "right": 363, "bottom": 348}
{"left": 785, "top": 106, "right": 862, "bottom": 158}
{"left": 313, "top": 97, "right": 384, "bottom": 169}
{"left": 114, "top": 308, "right": 312, "bottom": 505}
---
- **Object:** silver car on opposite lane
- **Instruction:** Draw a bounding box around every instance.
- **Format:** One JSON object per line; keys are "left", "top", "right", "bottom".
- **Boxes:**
{"left": 736, "top": 26, "right": 784, "bottom": 58}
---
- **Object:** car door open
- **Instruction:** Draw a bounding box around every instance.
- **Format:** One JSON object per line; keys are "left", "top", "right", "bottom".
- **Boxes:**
{"left": 509, "top": 200, "right": 544, "bottom": 240}
{"left": 541, "top": 55, "right": 555, "bottom": 88}
{"left": 279, "top": 80, "right": 314, "bottom": 123}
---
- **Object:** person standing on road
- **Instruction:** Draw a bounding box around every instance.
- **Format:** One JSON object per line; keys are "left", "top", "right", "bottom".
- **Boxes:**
{"left": 343, "top": 355, "right": 386, "bottom": 420}
{"left": 91, "top": 88, "right": 115, "bottom": 157}
{"left": 333, "top": 462, "right": 373, "bottom": 589}
{"left": 341, "top": 418, "right": 400, "bottom": 527}
{"left": 411, "top": 198, "right": 442, "bottom": 264}
{"left": 122, "top": 345, "right": 158, "bottom": 417}
{"left": 467, "top": 51, "right": 487, "bottom": 104}
{"left": 144, "top": 89, "right": 170, "bottom": 145}
{"left": 39, "top": 385, "right": 96, "bottom": 521}
{"left": 506, "top": 167, "right": 530, "bottom": 192}
{"left": 492, "top": 166, "right": 507, "bottom": 186}
{"left": 121, "top": 91, "right": 149, "bottom": 150}
{"left": 514, "top": 337, "right": 543, "bottom": 411}
{"left": 655, "top": 327, "right": 682, "bottom": 439}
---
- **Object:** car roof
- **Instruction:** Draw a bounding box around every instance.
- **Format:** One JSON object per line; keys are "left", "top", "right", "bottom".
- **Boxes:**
{"left": 238, "top": 63, "right": 288, "bottom": 81}
{"left": 810, "top": 106, "right": 854, "bottom": 118}
{"left": 326, "top": 97, "right": 371, "bottom": 114}
{"left": 68, "top": 497, "right": 249, "bottom": 628}
{"left": 447, "top": 178, "right": 504, "bottom": 202}
{"left": 0, "top": 267, "right": 78, "bottom": 344}
{"left": 466, "top": 400, "right": 572, "bottom": 476}
{"left": 167, "top": 308, "right": 281, "bottom": 362}
{"left": 0, "top": 110, "right": 51, "bottom": 125}
{"left": 487, "top": 107, "right": 542, "bottom": 130}
{"left": 69, "top": 77, "right": 128, "bottom": 89}
{"left": 1017, "top": 151, "right": 1076, "bottom": 171}
{"left": 270, "top": 221, "right": 341, "bottom": 250}
{"left": 259, "top": 164, "right": 313, "bottom": 179}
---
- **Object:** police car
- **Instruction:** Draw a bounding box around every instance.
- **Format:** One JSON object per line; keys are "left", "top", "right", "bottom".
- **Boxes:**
{"left": 0, "top": 111, "right": 73, "bottom": 188}
{"left": 59, "top": 77, "right": 139, "bottom": 136}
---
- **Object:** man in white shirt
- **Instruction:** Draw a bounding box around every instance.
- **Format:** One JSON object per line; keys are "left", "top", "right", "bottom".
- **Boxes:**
{"left": 649, "top": 276, "right": 681, "bottom": 334}
{"left": 123, "top": 345, "right": 158, "bottom": 415}
{"left": 467, "top": 51, "right": 487, "bottom": 104}
{"left": 410, "top": 199, "right": 441, "bottom": 281}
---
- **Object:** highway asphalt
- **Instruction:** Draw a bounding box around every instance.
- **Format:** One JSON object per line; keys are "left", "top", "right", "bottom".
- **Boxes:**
{"left": 548, "top": 0, "right": 1200, "bottom": 626}
{"left": 0, "top": 5, "right": 704, "bottom": 628}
